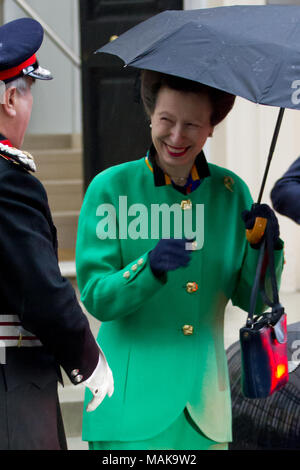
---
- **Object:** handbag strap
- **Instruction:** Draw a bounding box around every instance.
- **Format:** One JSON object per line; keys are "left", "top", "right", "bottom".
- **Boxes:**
{"left": 259, "top": 225, "right": 280, "bottom": 308}
{"left": 246, "top": 239, "right": 266, "bottom": 327}
{"left": 246, "top": 222, "right": 281, "bottom": 327}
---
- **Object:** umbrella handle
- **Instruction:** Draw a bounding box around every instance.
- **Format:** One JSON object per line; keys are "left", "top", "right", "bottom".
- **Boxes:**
{"left": 246, "top": 217, "right": 267, "bottom": 244}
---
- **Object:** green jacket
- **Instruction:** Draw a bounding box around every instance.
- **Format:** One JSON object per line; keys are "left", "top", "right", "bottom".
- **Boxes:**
{"left": 76, "top": 155, "right": 284, "bottom": 443}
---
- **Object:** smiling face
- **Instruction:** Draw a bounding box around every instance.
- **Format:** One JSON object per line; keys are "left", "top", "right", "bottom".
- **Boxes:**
{"left": 150, "top": 86, "right": 214, "bottom": 175}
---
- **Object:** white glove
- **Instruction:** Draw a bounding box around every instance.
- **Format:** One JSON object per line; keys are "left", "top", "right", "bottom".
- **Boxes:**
{"left": 82, "top": 345, "right": 114, "bottom": 412}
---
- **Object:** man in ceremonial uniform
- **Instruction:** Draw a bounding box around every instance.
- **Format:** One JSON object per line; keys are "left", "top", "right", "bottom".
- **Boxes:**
{"left": 0, "top": 18, "right": 113, "bottom": 450}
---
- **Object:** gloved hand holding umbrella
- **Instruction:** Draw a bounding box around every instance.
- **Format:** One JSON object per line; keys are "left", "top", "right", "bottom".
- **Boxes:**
{"left": 241, "top": 203, "right": 280, "bottom": 249}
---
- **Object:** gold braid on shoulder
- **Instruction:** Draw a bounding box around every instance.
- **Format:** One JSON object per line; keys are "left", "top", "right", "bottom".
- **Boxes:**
{"left": 0, "top": 142, "right": 36, "bottom": 172}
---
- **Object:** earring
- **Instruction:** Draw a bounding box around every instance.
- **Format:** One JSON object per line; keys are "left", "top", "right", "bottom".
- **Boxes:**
{"left": 150, "top": 123, "right": 152, "bottom": 128}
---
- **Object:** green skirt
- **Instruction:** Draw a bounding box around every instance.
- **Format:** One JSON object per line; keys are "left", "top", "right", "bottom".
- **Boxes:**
{"left": 88, "top": 409, "right": 228, "bottom": 451}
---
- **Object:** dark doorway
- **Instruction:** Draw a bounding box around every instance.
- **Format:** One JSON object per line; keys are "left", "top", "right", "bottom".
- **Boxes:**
{"left": 80, "top": 0, "right": 183, "bottom": 188}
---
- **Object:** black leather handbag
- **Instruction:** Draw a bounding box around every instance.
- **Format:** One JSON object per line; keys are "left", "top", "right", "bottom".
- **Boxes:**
{"left": 240, "top": 225, "right": 289, "bottom": 399}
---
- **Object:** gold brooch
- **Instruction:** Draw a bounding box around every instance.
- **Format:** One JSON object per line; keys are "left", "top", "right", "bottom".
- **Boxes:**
{"left": 224, "top": 176, "right": 234, "bottom": 192}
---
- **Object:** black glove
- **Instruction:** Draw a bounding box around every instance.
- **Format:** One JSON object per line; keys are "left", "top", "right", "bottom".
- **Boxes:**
{"left": 241, "top": 203, "right": 280, "bottom": 248}
{"left": 149, "top": 238, "right": 193, "bottom": 277}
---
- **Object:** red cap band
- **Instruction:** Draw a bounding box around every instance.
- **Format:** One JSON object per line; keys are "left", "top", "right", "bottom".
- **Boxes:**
{"left": 0, "top": 53, "right": 36, "bottom": 81}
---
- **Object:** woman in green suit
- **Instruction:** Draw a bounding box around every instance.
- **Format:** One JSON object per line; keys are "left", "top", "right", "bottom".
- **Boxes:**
{"left": 76, "top": 71, "right": 284, "bottom": 450}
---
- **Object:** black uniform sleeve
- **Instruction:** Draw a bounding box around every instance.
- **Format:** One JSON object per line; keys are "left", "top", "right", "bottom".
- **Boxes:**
{"left": 271, "top": 156, "right": 300, "bottom": 224}
{"left": 0, "top": 165, "right": 99, "bottom": 383}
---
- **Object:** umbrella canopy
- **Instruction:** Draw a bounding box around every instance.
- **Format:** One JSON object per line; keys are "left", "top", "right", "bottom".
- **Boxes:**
{"left": 227, "top": 322, "right": 300, "bottom": 450}
{"left": 97, "top": 5, "right": 300, "bottom": 110}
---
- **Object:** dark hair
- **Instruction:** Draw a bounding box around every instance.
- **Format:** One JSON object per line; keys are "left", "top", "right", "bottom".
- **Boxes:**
{"left": 141, "top": 70, "right": 236, "bottom": 126}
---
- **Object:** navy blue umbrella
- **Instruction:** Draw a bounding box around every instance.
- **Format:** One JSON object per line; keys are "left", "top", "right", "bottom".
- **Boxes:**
{"left": 96, "top": 4, "right": 300, "bottom": 201}
{"left": 97, "top": 5, "right": 300, "bottom": 111}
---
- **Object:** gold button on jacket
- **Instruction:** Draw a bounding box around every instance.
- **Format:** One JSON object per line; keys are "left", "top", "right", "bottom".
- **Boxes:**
{"left": 186, "top": 282, "right": 198, "bottom": 293}
{"left": 180, "top": 199, "right": 192, "bottom": 210}
{"left": 182, "top": 325, "right": 194, "bottom": 336}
